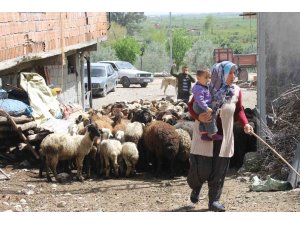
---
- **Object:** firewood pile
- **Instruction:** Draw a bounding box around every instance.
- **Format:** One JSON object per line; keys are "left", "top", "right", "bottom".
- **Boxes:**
{"left": 260, "top": 85, "right": 300, "bottom": 180}
{"left": 0, "top": 109, "right": 51, "bottom": 164}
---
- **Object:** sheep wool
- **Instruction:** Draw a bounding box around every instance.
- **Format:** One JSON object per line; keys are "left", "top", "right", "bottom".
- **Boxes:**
{"left": 121, "top": 142, "right": 139, "bottom": 177}
{"left": 40, "top": 124, "right": 100, "bottom": 182}
{"left": 143, "top": 121, "right": 179, "bottom": 178}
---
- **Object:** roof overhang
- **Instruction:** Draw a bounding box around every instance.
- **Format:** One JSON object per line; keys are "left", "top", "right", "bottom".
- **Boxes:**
{"left": 0, "top": 35, "right": 107, "bottom": 76}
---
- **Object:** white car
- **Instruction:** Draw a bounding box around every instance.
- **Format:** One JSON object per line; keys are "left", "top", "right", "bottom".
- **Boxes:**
{"left": 99, "top": 61, "right": 154, "bottom": 88}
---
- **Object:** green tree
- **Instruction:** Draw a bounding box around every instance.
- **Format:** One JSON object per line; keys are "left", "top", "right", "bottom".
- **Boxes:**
{"left": 110, "top": 12, "right": 146, "bottom": 35}
{"left": 134, "top": 41, "right": 169, "bottom": 72}
{"left": 204, "top": 15, "right": 214, "bottom": 34}
{"left": 113, "top": 37, "right": 141, "bottom": 64}
{"left": 106, "top": 22, "right": 127, "bottom": 44}
{"left": 90, "top": 45, "right": 118, "bottom": 62}
{"left": 167, "top": 29, "right": 193, "bottom": 70}
{"left": 184, "top": 37, "right": 215, "bottom": 71}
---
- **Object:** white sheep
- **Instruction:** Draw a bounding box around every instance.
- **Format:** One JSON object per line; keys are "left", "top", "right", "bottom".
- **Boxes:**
{"left": 115, "top": 130, "right": 125, "bottom": 143}
{"left": 175, "top": 128, "right": 191, "bottom": 162}
{"left": 68, "top": 123, "right": 79, "bottom": 136}
{"left": 39, "top": 124, "right": 100, "bottom": 182}
{"left": 121, "top": 142, "right": 139, "bottom": 177}
{"left": 99, "top": 139, "right": 122, "bottom": 178}
{"left": 124, "top": 121, "right": 144, "bottom": 144}
{"left": 174, "top": 120, "right": 194, "bottom": 139}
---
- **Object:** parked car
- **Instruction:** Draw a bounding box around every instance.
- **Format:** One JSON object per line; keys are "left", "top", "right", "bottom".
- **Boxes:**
{"left": 84, "top": 63, "right": 118, "bottom": 97}
{"left": 99, "top": 61, "right": 154, "bottom": 88}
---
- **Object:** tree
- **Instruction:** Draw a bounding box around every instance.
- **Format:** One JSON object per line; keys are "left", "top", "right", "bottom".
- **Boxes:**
{"left": 90, "top": 45, "right": 118, "bottom": 62}
{"left": 184, "top": 37, "right": 215, "bottom": 71}
{"left": 166, "top": 29, "right": 193, "bottom": 70}
{"left": 204, "top": 15, "right": 214, "bottom": 34}
{"left": 113, "top": 37, "right": 141, "bottom": 64}
{"left": 110, "top": 12, "right": 146, "bottom": 35}
{"left": 106, "top": 22, "right": 127, "bottom": 44}
{"left": 134, "top": 41, "right": 169, "bottom": 72}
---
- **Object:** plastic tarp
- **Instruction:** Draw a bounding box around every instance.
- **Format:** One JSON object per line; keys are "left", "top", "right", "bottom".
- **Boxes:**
{"left": 0, "top": 89, "right": 8, "bottom": 99}
{"left": 250, "top": 175, "right": 292, "bottom": 192}
{"left": 19, "top": 72, "right": 62, "bottom": 123}
{"left": 39, "top": 118, "right": 72, "bottom": 134}
{"left": 0, "top": 98, "right": 33, "bottom": 116}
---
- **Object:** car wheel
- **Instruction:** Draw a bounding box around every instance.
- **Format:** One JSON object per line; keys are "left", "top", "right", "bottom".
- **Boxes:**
{"left": 101, "top": 86, "right": 107, "bottom": 97}
{"left": 112, "top": 82, "right": 117, "bottom": 92}
{"left": 121, "top": 77, "right": 130, "bottom": 88}
{"left": 140, "top": 83, "right": 148, "bottom": 88}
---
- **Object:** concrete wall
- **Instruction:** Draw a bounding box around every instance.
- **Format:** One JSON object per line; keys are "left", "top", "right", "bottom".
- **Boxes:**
{"left": 46, "top": 54, "right": 82, "bottom": 105}
{"left": 258, "top": 12, "right": 300, "bottom": 114}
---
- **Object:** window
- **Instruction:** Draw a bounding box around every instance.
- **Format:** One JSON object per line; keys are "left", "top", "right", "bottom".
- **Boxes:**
{"left": 84, "top": 67, "right": 106, "bottom": 77}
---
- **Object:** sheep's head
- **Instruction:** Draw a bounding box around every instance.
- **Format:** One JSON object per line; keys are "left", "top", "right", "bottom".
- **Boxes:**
{"left": 131, "top": 108, "right": 153, "bottom": 124}
{"left": 87, "top": 124, "right": 101, "bottom": 140}
{"left": 112, "top": 111, "right": 124, "bottom": 124}
{"left": 99, "top": 128, "right": 113, "bottom": 140}
{"left": 162, "top": 114, "right": 177, "bottom": 126}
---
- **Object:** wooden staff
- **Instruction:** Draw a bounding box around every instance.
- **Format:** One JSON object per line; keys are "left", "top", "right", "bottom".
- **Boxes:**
{"left": 250, "top": 131, "right": 300, "bottom": 179}
{"left": 0, "top": 168, "right": 10, "bottom": 180}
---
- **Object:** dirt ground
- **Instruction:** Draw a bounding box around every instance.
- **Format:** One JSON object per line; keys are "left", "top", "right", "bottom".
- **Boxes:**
{"left": 1, "top": 77, "right": 300, "bottom": 214}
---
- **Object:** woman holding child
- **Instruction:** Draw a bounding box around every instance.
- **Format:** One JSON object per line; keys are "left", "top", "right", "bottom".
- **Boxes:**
{"left": 187, "top": 61, "right": 253, "bottom": 212}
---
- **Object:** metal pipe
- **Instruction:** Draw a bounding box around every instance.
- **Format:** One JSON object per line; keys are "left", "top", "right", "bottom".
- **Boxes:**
{"left": 85, "top": 55, "right": 92, "bottom": 109}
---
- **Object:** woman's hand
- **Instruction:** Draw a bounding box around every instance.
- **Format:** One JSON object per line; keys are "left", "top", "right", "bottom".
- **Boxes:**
{"left": 198, "top": 111, "right": 212, "bottom": 123}
{"left": 244, "top": 123, "right": 254, "bottom": 134}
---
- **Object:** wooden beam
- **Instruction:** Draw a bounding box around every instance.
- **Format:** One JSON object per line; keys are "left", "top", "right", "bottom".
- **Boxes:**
{"left": 0, "top": 109, "right": 39, "bottom": 159}
{"left": 0, "top": 115, "right": 34, "bottom": 125}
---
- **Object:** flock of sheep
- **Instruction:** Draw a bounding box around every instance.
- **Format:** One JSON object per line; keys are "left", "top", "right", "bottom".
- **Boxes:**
{"left": 38, "top": 97, "right": 257, "bottom": 183}
{"left": 39, "top": 98, "right": 194, "bottom": 182}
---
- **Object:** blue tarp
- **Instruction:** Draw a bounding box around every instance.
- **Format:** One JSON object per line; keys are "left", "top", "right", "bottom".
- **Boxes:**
{"left": 0, "top": 98, "right": 33, "bottom": 117}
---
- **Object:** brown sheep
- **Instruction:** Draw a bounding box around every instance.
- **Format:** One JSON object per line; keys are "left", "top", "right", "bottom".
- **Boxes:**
{"left": 112, "top": 111, "right": 130, "bottom": 136}
{"left": 143, "top": 121, "right": 180, "bottom": 178}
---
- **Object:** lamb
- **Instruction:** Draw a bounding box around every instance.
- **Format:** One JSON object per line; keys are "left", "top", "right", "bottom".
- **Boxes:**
{"left": 121, "top": 142, "right": 139, "bottom": 177}
{"left": 143, "top": 121, "right": 180, "bottom": 178}
{"left": 39, "top": 124, "right": 100, "bottom": 182}
{"left": 124, "top": 121, "right": 145, "bottom": 171}
{"left": 115, "top": 130, "right": 125, "bottom": 143}
{"left": 99, "top": 139, "right": 122, "bottom": 178}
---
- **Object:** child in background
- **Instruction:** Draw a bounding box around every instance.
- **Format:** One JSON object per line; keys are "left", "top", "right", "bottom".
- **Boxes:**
{"left": 192, "top": 69, "right": 222, "bottom": 141}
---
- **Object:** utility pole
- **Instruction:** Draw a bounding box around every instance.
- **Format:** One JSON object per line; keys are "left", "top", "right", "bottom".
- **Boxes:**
{"left": 169, "top": 12, "right": 173, "bottom": 67}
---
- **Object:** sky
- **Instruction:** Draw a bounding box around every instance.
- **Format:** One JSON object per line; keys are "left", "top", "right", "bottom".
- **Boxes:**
{"left": 1, "top": 0, "right": 299, "bottom": 12}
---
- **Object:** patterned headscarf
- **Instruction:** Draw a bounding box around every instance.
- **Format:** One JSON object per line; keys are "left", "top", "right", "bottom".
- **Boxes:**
{"left": 209, "top": 61, "right": 237, "bottom": 111}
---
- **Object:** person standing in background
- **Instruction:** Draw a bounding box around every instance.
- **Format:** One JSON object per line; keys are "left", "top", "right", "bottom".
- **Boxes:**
{"left": 170, "top": 63, "right": 195, "bottom": 103}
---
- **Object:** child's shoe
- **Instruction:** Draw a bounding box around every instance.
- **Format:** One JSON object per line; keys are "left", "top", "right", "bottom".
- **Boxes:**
{"left": 201, "top": 133, "right": 212, "bottom": 141}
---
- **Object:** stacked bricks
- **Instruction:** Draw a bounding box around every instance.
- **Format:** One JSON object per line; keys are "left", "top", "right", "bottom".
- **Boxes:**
{"left": 0, "top": 12, "right": 108, "bottom": 62}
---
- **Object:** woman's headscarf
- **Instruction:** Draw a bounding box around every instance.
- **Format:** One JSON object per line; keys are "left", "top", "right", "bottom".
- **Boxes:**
{"left": 209, "top": 61, "right": 238, "bottom": 111}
